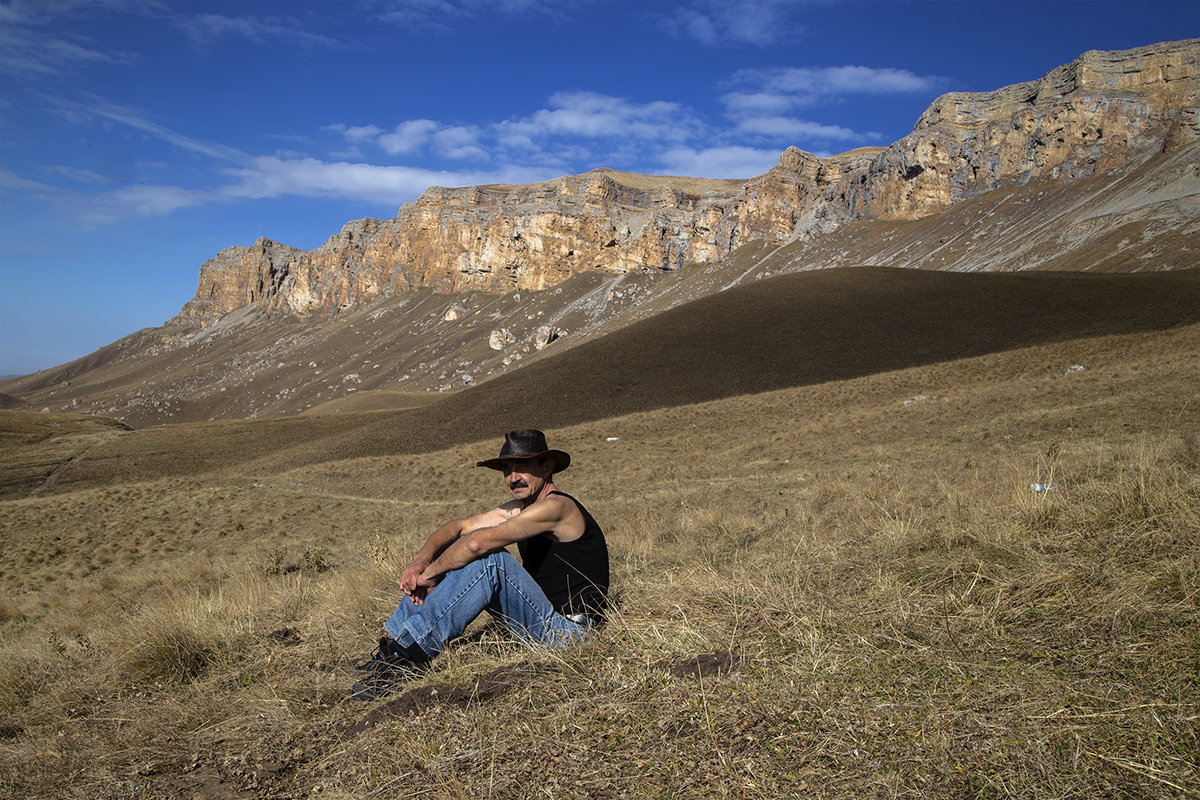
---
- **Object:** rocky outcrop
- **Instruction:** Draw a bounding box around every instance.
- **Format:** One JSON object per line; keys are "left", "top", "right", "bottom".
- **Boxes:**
{"left": 175, "top": 39, "right": 1200, "bottom": 322}
{"left": 839, "top": 39, "right": 1200, "bottom": 221}
{"left": 176, "top": 238, "right": 308, "bottom": 322}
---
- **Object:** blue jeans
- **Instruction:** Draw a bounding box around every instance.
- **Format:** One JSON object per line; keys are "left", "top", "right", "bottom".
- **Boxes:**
{"left": 384, "top": 551, "right": 588, "bottom": 657}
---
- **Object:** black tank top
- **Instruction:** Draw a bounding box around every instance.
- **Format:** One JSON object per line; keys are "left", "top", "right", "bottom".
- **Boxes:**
{"left": 518, "top": 491, "right": 609, "bottom": 615}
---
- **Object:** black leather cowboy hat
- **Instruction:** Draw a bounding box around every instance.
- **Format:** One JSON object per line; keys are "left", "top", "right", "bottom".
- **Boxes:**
{"left": 476, "top": 429, "right": 570, "bottom": 473}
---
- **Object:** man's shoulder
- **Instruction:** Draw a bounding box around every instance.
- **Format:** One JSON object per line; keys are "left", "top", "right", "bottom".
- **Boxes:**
{"left": 460, "top": 503, "right": 517, "bottom": 531}
{"left": 496, "top": 499, "right": 525, "bottom": 519}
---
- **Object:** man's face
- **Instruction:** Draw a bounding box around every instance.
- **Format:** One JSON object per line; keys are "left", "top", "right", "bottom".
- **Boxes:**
{"left": 500, "top": 458, "right": 553, "bottom": 502}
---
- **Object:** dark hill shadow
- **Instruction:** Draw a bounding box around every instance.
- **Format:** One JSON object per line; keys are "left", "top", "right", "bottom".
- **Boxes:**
{"left": 24, "top": 266, "right": 1200, "bottom": 493}
{"left": 288, "top": 266, "right": 1200, "bottom": 462}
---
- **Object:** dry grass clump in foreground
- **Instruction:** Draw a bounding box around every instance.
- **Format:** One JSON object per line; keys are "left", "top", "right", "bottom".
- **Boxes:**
{"left": 1, "top": 328, "right": 1198, "bottom": 799}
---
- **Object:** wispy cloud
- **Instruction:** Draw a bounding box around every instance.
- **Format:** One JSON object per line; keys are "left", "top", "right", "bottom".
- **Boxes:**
{"left": 735, "top": 117, "right": 861, "bottom": 141}
{"left": 721, "top": 64, "right": 946, "bottom": 144}
{"left": 0, "top": 5, "right": 143, "bottom": 76}
{"left": 658, "top": 0, "right": 819, "bottom": 47}
{"left": 0, "top": 167, "right": 59, "bottom": 193}
{"left": 329, "top": 119, "right": 486, "bottom": 160}
{"left": 176, "top": 14, "right": 338, "bottom": 50}
{"left": 331, "top": 91, "right": 700, "bottom": 165}
{"left": 378, "top": 120, "right": 438, "bottom": 155}
{"left": 372, "top": 0, "right": 569, "bottom": 30}
{"left": 45, "top": 165, "right": 112, "bottom": 184}
{"left": 217, "top": 156, "right": 552, "bottom": 206}
{"left": 658, "top": 145, "right": 782, "bottom": 179}
{"left": 1, "top": 2, "right": 335, "bottom": 79}
{"left": 52, "top": 98, "right": 248, "bottom": 163}
{"left": 79, "top": 184, "right": 208, "bottom": 224}
{"left": 504, "top": 91, "right": 697, "bottom": 141}
{"left": 0, "top": 0, "right": 163, "bottom": 27}
{"left": 727, "top": 65, "right": 945, "bottom": 105}
{"left": 70, "top": 156, "right": 559, "bottom": 225}
{"left": 31, "top": 101, "right": 559, "bottom": 222}
{"left": 24, "top": 49, "right": 931, "bottom": 228}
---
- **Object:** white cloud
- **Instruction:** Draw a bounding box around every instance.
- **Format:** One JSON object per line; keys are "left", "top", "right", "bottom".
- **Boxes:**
{"left": 433, "top": 125, "right": 486, "bottom": 160}
{"left": 57, "top": 155, "right": 558, "bottom": 225}
{"left": 745, "top": 65, "right": 941, "bottom": 97}
{"left": 674, "top": 9, "right": 719, "bottom": 45}
{"left": 725, "top": 65, "right": 945, "bottom": 112}
{"left": 217, "top": 155, "right": 556, "bottom": 205}
{"left": 722, "top": 91, "right": 794, "bottom": 115}
{"left": 658, "top": 146, "right": 781, "bottom": 179}
{"left": 502, "top": 91, "right": 696, "bottom": 142}
{"left": 719, "top": 64, "right": 945, "bottom": 148}
{"left": 326, "top": 91, "right": 703, "bottom": 170}
{"left": 343, "top": 125, "right": 385, "bottom": 142}
{"left": 218, "top": 156, "right": 445, "bottom": 204}
{"left": 28, "top": 54, "right": 906, "bottom": 232}
{"left": 377, "top": 120, "right": 440, "bottom": 154}
{"left": 735, "top": 116, "right": 861, "bottom": 141}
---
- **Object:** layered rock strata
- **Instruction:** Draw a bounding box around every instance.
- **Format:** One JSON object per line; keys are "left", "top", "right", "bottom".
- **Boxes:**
{"left": 176, "top": 39, "right": 1199, "bottom": 323}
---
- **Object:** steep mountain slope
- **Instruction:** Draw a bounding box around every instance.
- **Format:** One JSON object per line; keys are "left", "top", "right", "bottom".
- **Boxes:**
{"left": 6, "top": 266, "right": 1198, "bottom": 497}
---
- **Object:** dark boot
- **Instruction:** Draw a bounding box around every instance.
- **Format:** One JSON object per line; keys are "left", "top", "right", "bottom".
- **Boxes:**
{"left": 348, "top": 637, "right": 432, "bottom": 701}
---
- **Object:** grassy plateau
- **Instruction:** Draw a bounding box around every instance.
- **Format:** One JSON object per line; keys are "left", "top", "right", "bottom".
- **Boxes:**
{"left": 1, "top": 270, "right": 1197, "bottom": 799}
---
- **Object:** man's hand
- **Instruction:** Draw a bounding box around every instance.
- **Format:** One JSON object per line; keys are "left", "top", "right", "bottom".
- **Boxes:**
{"left": 400, "top": 559, "right": 431, "bottom": 603}
{"left": 407, "top": 572, "right": 442, "bottom": 606}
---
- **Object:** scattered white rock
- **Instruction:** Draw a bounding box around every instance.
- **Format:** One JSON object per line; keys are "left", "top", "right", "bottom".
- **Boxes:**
{"left": 534, "top": 325, "right": 563, "bottom": 351}
{"left": 489, "top": 328, "right": 515, "bottom": 350}
{"left": 1065, "top": 365, "right": 1086, "bottom": 375}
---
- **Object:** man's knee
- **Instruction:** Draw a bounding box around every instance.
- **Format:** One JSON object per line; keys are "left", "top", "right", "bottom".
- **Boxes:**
{"left": 478, "top": 550, "right": 519, "bottom": 572}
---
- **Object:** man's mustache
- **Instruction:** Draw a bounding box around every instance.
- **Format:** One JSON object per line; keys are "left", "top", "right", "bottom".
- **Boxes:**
{"left": 508, "top": 480, "right": 528, "bottom": 489}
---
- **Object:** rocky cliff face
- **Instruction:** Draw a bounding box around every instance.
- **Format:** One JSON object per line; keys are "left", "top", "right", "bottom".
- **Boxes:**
{"left": 842, "top": 40, "right": 1200, "bottom": 221}
{"left": 177, "top": 39, "right": 1199, "bottom": 323}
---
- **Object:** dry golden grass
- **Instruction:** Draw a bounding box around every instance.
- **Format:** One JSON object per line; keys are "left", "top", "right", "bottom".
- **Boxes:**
{"left": 1, "top": 319, "right": 1198, "bottom": 798}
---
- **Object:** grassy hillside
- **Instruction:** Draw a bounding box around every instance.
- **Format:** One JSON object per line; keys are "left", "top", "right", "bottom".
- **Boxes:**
{"left": 1, "top": 299, "right": 1197, "bottom": 797}
{"left": 6, "top": 266, "right": 1199, "bottom": 499}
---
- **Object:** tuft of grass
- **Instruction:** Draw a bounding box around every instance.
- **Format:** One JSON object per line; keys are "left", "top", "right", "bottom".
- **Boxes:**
{"left": 114, "top": 576, "right": 264, "bottom": 686}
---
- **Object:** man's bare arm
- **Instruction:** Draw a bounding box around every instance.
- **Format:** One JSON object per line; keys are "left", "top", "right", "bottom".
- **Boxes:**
{"left": 418, "top": 495, "right": 576, "bottom": 584}
{"left": 400, "top": 506, "right": 514, "bottom": 599}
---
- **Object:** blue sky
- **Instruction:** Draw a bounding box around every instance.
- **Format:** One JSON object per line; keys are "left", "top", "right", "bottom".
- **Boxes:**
{"left": 0, "top": 0, "right": 1195, "bottom": 376}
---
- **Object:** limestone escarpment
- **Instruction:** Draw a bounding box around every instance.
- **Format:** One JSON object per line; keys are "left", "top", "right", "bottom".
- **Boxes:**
{"left": 177, "top": 39, "right": 1199, "bottom": 322}
{"left": 176, "top": 239, "right": 308, "bottom": 322}
{"left": 842, "top": 39, "right": 1200, "bottom": 221}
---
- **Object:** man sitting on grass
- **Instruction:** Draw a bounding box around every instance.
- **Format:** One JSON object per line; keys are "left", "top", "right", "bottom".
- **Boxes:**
{"left": 350, "top": 429, "right": 610, "bottom": 700}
